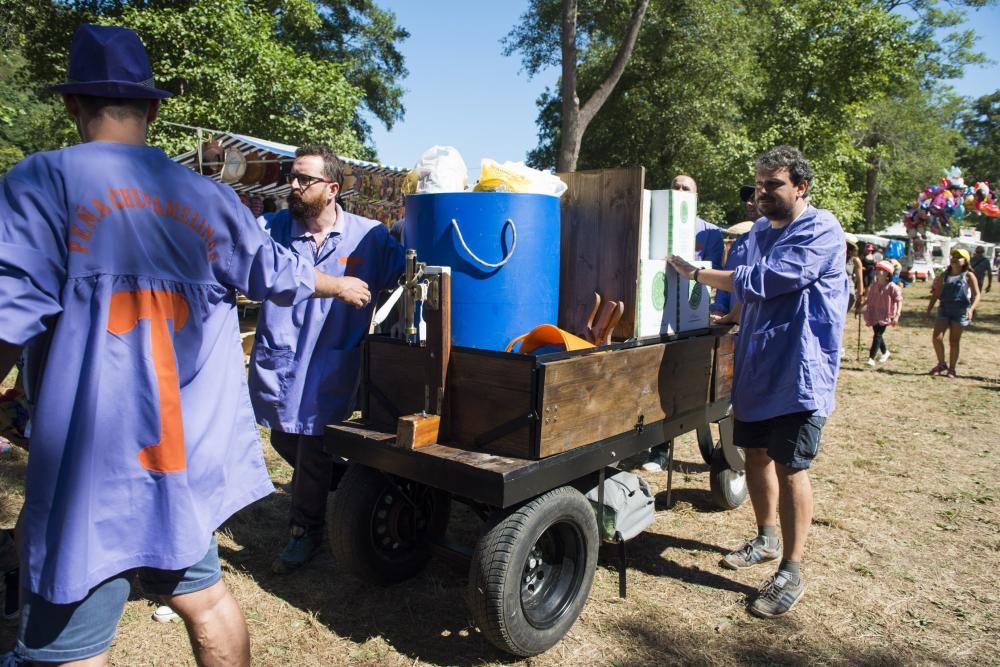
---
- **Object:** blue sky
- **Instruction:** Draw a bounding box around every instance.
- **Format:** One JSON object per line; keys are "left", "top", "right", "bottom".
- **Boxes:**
{"left": 369, "top": 2, "right": 1000, "bottom": 176}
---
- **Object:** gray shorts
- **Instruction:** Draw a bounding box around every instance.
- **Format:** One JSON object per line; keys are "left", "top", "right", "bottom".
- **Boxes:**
{"left": 734, "top": 411, "right": 826, "bottom": 470}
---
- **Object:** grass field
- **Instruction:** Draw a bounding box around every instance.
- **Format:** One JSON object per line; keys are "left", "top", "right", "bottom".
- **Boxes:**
{"left": 2, "top": 282, "right": 998, "bottom": 666}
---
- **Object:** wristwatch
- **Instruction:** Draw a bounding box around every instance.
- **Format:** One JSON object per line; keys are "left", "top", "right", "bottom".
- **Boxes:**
{"left": 693, "top": 268, "right": 701, "bottom": 284}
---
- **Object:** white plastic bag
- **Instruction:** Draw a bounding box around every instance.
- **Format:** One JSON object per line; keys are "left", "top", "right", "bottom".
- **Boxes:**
{"left": 411, "top": 145, "right": 468, "bottom": 193}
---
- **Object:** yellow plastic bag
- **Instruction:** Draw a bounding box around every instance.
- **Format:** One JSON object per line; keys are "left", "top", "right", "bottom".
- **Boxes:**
{"left": 474, "top": 159, "right": 568, "bottom": 196}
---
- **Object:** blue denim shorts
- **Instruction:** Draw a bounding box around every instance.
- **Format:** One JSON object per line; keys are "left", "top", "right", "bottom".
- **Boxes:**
{"left": 16, "top": 536, "right": 221, "bottom": 663}
{"left": 937, "top": 304, "right": 969, "bottom": 326}
{"left": 734, "top": 411, "right": 826, "bottom": 470}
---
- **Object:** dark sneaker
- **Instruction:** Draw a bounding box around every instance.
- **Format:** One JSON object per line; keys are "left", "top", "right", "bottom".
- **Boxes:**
{"left": 720, "top": 536, "right": 781, "bottom": 570}
{"left": 750, "top": 570, "right": 805, "bottom": 618}
{"left": 271, "top": 530, "right": 322, "bottom": 574}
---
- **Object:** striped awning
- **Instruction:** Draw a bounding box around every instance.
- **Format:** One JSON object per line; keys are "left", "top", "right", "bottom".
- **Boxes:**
{"left": 172, "top": 132, "right": 408, "bottom": 198}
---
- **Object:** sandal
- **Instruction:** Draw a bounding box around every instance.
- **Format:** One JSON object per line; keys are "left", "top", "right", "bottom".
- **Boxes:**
{"left": 928, "top": 362, "right": 947, "bottom": 376}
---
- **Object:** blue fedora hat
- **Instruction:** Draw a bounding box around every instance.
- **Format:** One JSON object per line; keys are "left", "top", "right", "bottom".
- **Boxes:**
{"left": 47, "top": 24, "right": 172, "bottom": 99}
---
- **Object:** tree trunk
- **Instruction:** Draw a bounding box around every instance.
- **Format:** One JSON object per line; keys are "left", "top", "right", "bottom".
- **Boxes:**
{"left": 863, "top": 154, "right": 880, "bottom": 232}
{"left": 556, "top": 0, "right": 650, "bottom": 173}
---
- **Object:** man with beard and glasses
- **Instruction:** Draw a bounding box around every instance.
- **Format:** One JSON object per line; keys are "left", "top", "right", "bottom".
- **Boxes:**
{"left": 667, "top": 146, "right": 848, "bottom": 618}
{"left": 248, "top": 144, "right": 404, "bottom": 574}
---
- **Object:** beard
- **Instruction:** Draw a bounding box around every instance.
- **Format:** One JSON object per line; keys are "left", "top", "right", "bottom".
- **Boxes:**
{"left": 288, "top": 192, "right": 326, "bottom": 220}
{"left": 756, "top": 196, "right": 793, "bottom": 221}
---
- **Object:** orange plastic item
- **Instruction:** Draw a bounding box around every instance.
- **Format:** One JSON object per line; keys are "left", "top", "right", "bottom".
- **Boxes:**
{"left": 506, "top": 324, "right": 596, "bottom": 355}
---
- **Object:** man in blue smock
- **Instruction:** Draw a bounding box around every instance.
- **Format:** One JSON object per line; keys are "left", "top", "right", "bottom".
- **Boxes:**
{"left": 668, "top": 146, "right": 848, "bottom": 618}
{"left": 711, "top": 185, "right": 759, "bottom": 321}
{"left": 0, "top": 25, "right": 371, "bottom": 665}
{"left": 249, "top": 145, "right": 404, "bottom": 574}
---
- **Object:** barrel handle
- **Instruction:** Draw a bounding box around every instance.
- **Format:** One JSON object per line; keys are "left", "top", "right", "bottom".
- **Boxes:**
{"left": 450, "top": 217, "right": 517, "bottom": 269}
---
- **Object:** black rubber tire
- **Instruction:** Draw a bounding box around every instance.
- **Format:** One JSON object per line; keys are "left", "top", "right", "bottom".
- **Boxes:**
{"left": 328, "top": 464, "right": 450, "bottom": 585}
{"left": 709, "top": 446, "right": 748, "bottom": 510}
{"left": 467, "top": 486, "right": 598, "bottom": 658}
{"left": 697, "top": 426, "right": 716, "bottom": 465}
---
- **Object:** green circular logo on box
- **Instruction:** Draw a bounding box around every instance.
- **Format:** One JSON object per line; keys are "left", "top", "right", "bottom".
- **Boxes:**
{"left": 689, "top": 282, "right": 702, "bottom": 308}
{"left": 652, "top": 272, "right": 666, "bottom": 310}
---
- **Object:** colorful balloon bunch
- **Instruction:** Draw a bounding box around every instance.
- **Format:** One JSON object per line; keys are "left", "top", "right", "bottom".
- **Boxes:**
{"left": 971, "top": 181, "right": 1000, "bottom": 218}
{"left": 904, "top": 167, "right": 999, "bottom": 239}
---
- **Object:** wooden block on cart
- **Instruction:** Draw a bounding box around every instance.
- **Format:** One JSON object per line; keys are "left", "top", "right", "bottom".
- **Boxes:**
{"left": 396, "top": 413, "right": 440, "bottom": 449}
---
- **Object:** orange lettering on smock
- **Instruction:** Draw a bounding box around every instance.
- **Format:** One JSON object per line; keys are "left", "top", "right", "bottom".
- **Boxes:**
{"left": 107, "top": 289, "right": 191, "bottom": 473}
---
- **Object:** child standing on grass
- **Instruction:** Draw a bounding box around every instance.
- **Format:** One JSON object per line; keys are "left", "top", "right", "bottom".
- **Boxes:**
{"left": 864, "top": 261, "right": 902, "bottom": 367}
{"left": 927, "top": 247, "right": 981, "bottom": 377}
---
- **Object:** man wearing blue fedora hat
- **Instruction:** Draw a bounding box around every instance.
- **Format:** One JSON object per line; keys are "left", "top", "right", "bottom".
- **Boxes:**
{"left": 0, "top": 23, "right": 370, "bottom": 666}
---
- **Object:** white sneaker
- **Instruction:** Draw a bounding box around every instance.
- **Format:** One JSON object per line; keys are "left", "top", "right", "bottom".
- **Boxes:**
{"left": 879, "top": 351, "right": 890, "bottom": 363}
{"left": 641, "top": 447, "right": 669, "bottom": 472}
{"left": 152, "top": 604, "right": 180, "bottom": 623}
{"left": 866, "top": 358, "right": 876, "bottom": 367}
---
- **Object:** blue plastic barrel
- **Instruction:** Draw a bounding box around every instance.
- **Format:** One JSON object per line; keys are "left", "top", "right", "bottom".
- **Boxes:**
{"left": 404, "top": 192, "right": 560, "bottom": 351}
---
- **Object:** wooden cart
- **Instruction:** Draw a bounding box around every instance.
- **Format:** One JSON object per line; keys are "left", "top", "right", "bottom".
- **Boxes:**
{"left": 323, "top": 326, "right": 743, "bottom": 658}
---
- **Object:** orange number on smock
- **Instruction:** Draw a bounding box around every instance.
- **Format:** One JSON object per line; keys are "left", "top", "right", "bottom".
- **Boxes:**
{"left": 107, "top": 290, "right": 190, "bottom": 473}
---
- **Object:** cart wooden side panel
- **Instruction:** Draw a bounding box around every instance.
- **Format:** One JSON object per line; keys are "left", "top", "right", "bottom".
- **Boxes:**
{"left": 446, "top": 350, "right": 536, "bottom": 456}
{"left": 537, "top": 336, "right": 713, "bottom": 457}
{"left": 712, "top": 333, "right": 735, "bottom": 402}
{"left": 366, "top": 340, "right": 427, "bottom": 430}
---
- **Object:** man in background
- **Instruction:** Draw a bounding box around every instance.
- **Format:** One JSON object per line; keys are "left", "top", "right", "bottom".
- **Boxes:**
{"left": 971, "top": 245, "right": 992, "bottom": 293}
{"left": 249, "top": 144, "right": 404, "bottom": 574}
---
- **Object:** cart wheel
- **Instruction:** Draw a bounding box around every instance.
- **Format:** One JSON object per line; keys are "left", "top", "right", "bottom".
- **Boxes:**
{"left": 467, "top": 486, "right": 598, "bottom": 657}
{"left": 328, "top": 464, "right": 450, "bottom": 585}
{"left": 709, "top": 447, "right": 748, "bottom": 510}
{"left": 696, "top": 424, "right": 715, "bottom": 465}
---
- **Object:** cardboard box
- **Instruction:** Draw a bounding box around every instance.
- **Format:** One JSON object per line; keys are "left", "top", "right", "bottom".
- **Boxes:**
{"left": 678, "top": 260, "right": 711, "bottom": 332}
{"left": 635, "top": 259, "right": 678, "bottom": 337}
{"left": 648, "top": 189, "right": 697, "bottom": 261}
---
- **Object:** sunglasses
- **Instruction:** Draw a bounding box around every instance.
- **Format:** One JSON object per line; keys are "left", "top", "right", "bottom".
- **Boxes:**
{"left": 288, "top": 172, "right": 333, "bottom": 189}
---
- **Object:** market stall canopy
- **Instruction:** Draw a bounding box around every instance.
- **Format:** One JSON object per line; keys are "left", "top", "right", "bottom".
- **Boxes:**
{"left": 171, "top": 131, "right": 408, "bottom": 199}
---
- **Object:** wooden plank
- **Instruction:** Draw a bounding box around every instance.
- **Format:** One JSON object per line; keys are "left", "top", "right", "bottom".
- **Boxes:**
{"left": 537, "top": 337, "right": 714, "bottom": 457}
{"left": 557, "top": 167, "right": 645, "bottom": 340}
{"left": 660, "top": 337, "right": 715, "bottom": 417}
{"left": 413, "top": 443, "right": 534, "bottom": 475}
{"left": 713, "top": 333, "right": 735, "bottom": 402}
{"left": 538, "top": 345, "right": 666, "bottom": 457}
{"left": 366, "top": 338, "right": 428, "bottom": 429}
{"left": 446, "top": 349, "right": 536, "bottom": 458}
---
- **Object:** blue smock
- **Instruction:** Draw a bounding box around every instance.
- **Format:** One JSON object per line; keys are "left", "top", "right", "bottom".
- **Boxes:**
{"left": 711, "top": 233, "right": 751, "bottom": 314}
{"left": 0, "top": 142, "right": 315, "bottom": 603}
{"left": 695, "top": 217, "right": 724, "bottom": 269}
{"left": 249, "top": 208, "right": 404, "bottom": 435}
{"left": 731, "top": 207, "right": 849, "bottom": 422}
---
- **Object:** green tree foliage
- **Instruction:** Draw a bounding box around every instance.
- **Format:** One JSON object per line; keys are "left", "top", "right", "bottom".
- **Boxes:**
{"left": 1, "top": 0, "right": 408, "bottom": 168}
{"left": 513, "top": 0, "right": 994, "bottom": 229}
{"left": 958, "top": 90, "right": 1000, "bottom": 183}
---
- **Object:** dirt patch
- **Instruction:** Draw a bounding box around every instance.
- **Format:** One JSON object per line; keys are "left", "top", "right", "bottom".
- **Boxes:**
{"left": 3, "top": 286, "right": 999, "bottom": 665}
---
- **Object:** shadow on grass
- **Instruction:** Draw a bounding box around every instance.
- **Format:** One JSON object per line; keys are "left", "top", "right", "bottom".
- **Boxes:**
{"left": 598, "top": 532, "right": 755, "bottom": 599}
{"left": 654, "top": 487, "right": 720, "bottom": 513}
{"left": 611, "top": 616, "right": 953, "bottom": 666}
{"left": 219, "top": 491, "right": 517, "bottom": 666}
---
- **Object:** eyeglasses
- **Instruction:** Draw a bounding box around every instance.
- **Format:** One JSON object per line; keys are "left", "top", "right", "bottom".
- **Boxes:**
{"left": 288, "top": 172, "right": 333, "bottom": 189}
